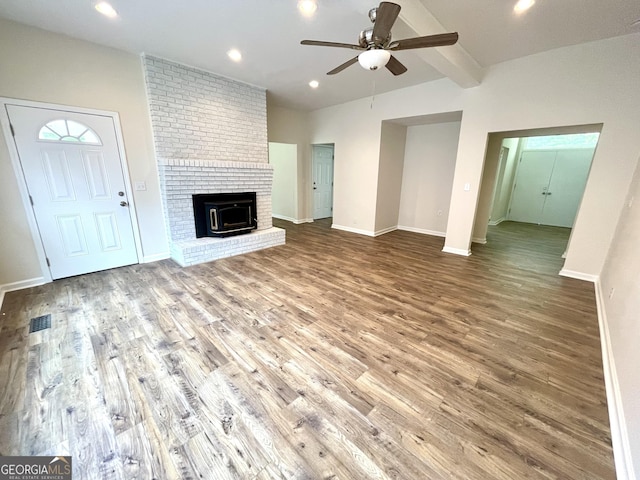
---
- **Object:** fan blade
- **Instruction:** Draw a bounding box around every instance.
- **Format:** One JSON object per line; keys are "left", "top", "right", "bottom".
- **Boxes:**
{"left": 372, "top": 2, "right": 401, "bottom": 45}
{"left": 389, "top": 32, "right": 459, "bottom": 51}
{"left": 301, "top": 40, "right": 364, "bottom": 51}
{"left": 327, "top": 56, "right": 359, "bottom": 75}
{"left": 385, "top": 54, "right": 407, "bottom": 76}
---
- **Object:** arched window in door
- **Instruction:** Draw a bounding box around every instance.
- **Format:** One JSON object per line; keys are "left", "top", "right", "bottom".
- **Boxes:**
{"left": 38, "top": 119, "right": 102, "bottom": 145}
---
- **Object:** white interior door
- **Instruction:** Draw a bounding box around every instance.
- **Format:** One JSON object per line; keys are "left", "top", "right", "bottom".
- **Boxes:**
{"left": 508, "top": 151, "right": 556, "bottom": 224}
{"left": 313, "top": 145, "right": 334, "bottom": 219}
{"left": 540, "top": 149, "right": 593, "bottom": 227}
{"left": 7, "top": 104, "right": 138, "bottom": 279}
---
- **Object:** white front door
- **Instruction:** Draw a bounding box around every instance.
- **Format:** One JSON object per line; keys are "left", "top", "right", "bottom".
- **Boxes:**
{"left": 7, "top": 104, "right": 139, "bottom": 279}
{"left": 312, "top": 145, "right": 334, "bottom": 219}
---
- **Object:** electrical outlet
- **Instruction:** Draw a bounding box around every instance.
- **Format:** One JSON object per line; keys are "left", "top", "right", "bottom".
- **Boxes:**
{"left": 464, "top": 183, "right": 471, "bottom": 191}
{"left": 609, "top": 288, "right": 615, "bottom": 299}
{"left": 134, "top": 181, "right": 147, "bottom": 191}
{"left": 437, "top": 210, "right": 443, "bottom": 216}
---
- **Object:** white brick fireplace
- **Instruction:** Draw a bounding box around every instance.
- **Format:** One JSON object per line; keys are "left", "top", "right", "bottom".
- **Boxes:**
{"left": 143, "top": 55, "right": 285, "bottom": 266}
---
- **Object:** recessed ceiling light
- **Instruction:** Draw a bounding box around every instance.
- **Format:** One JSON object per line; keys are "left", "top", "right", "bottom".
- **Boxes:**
{"left": 298, "top": 0, "right": 318, "bottom": 17}
{"left": 95, "top": 1, "right": 118, "bottom": 18}
{"left": 227, "top": 49, "right": 242, "bottom": 62}
{"left": 309, "top": 80, "right": 319, "bottom": 89}
{"left": 514, "top": 0, "right": 535, "bottom": 14}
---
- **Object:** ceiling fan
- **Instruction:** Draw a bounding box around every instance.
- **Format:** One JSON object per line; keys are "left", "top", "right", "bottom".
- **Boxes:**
{"left": 300, "top": 1, "right": 458, "bottom": 76}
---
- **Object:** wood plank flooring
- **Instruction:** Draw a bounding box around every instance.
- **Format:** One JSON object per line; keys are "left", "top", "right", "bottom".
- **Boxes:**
{"left": 0, "top": 219, "right": 615, "bottom": 479}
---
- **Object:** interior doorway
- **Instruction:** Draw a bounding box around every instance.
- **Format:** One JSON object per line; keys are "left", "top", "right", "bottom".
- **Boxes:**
{"left": 312, "top": 144, "right": 334, "bottom": 220}
{"left": 473, "top": 124, "right": 602, "bottom": 267}
{"left": 269, "top": 142, "right": 298, "bottom": 223}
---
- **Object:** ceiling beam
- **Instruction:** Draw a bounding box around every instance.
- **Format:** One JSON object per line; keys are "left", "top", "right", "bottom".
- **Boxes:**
{"left": 396, "top": 0, "right": 483, "bottom": 88}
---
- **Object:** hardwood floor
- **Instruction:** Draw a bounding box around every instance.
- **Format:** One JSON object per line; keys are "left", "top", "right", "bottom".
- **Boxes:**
{"left": 0, "top": 219, "right": 615, "bottom": 479}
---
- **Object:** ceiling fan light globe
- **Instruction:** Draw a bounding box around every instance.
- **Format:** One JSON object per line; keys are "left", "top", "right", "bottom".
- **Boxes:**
{"left": 358, "top": 49, "right": 391, "bottom": 71}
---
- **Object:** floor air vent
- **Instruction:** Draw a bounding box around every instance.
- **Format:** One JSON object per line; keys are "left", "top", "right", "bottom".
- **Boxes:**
{"left": 29, "top": 314, "right": 51, "bottom": 333}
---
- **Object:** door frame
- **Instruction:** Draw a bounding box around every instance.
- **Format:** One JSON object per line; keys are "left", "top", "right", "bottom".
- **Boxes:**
{"left": 0, "top": 97, "right": 143, "bottom": 283}
{"left": 311, "top": 143, "right": 334, "bottom": 220}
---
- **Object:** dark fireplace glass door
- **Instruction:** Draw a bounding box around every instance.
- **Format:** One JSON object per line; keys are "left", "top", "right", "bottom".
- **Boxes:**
{"left": 206, "top": 201, "right": 252, "bottom": 233}
{"left": 193, "top": 192, "right": 257, "bottom": 238}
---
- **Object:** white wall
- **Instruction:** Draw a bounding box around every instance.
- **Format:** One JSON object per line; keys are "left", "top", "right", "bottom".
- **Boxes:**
{"left": 309, "top": 80, "right": 465, "bottom": 234}
{"left": 267, "top": 105, "right": 312, "bottom": 222}
{"left": 309, "top": 33, "right": 640, "bottom": 275}
{"left": 398, "top": 121, "right": 461, "bottom": 236}
{"left": 453, "top": 34, "right": 640, "bottom": 272}
{"left": 0, "top": 18, "right": 167, "bottom": 290}
{"left": 599, "top": 154, "right": 640, "bottom": 478}
{"left": 269, "top": 143, "right": 298, "bottom": 222}
{"left": 375, "top": 122, "right": 407, "bottom": 233}
{"left": 0, "top": 131, "right": 40, "bottom": 287}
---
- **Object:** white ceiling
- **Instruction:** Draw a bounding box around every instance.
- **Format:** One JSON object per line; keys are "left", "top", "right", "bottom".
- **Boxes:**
{"left": 1, "top": 0, "right": 639, "bottom": 111}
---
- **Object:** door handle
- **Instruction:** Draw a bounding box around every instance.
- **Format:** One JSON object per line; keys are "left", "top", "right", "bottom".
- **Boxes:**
{"left": 120, "top": 201, "right": 128, "bottom": 207}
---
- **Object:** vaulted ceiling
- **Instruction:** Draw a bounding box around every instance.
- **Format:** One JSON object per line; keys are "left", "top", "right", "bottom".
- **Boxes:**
{"left": 1, "top": 0, "right": 638, "bottom": 111}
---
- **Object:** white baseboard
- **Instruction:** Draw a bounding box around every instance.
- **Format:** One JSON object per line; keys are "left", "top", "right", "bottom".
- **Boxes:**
{"left": 272, "top": 214, "right": 296, "bottom": 223}
{"left": 594, "top": 280, "right": 636, "bottom": 480}
{"left": 0, "top": 277, "right": 47, "bottom": 308}
{"left": 397, "top": 226, "right": 446, "bottom": 237}
{"left": 273, "top": 215, "right": 313, "bottom": 225}
{"left": 488, "top": 217, "right": 505, "bottom": 226}
{"left": 472, "top": 237, "right": 487, "bottom": 244}
{"left": 331, "top": 224, "right": 376, "bottom": 237}
{"left": 142, "top": 252, "right": 170, "bottom": 263}
{"left": 373, "top": 226, "right": 397, "bottom": 237}
{"left": 559, "top": 269, "right": 599, "bottom": 282}
{"left": 442, "top": 246, "right": 471, "bottom": 256}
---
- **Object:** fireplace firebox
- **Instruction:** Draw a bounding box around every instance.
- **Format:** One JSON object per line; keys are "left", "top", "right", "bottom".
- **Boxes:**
{"left": 193, "top": 192, "right": 257, "bottom": 238}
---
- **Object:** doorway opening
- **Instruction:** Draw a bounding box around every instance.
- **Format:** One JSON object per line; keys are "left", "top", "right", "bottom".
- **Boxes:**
{"left": 269, "top": 142, "right": 299, "bottom": 223}
{"left": 312, "top": 144, "right": 334, "bottom": 220}
{"left": 473, "top": 124, "right": 603, "bottom": 268}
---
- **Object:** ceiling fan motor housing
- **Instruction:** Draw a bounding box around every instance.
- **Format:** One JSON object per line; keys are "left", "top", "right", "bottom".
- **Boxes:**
{"left": 369, "top": 7, "right": 377, "bottom": 22}
{"left": 359, "top": 28, "right": 391, "bottom": 48}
